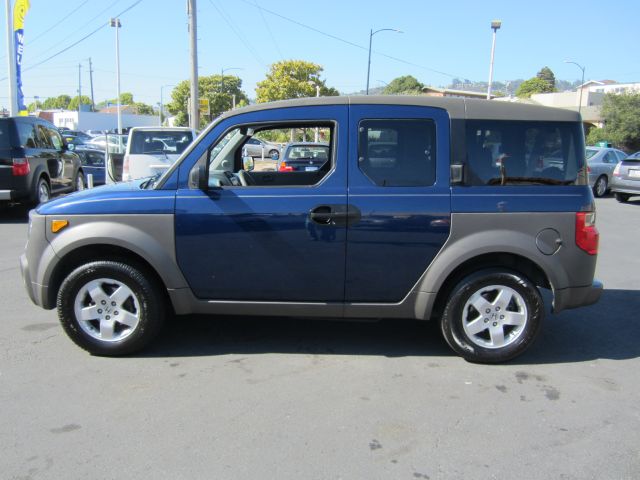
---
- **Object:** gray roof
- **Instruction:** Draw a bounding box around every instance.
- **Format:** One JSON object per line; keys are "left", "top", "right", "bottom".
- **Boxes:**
{"left": 219, "top": 95, "right": 581, "bottom": 123}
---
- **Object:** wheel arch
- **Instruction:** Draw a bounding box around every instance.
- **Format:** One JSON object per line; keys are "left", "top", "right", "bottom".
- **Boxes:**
{"left": 428, "top": 252, "right": 550, "bottom": 321}
{"left": 47, "top": 243, "right": 171, "bottom": 312}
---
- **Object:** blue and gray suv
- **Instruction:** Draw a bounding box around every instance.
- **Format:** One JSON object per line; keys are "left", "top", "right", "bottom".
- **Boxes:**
{"left": 20, "top": 97, "right": 602, "bottom": 363}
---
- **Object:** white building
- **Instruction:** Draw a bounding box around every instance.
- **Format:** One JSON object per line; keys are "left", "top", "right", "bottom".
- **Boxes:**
{"left": 51, "top": 110, "right": 158, "bottom": 131}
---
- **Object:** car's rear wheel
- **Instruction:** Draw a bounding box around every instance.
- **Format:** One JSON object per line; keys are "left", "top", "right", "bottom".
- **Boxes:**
{"left": 75, "top": 171, "right": 85, "bottom": 191}
{"left": 615, "top": 192, "right": 630, "bottom": 203}
{"left": 31, "top": 176, "right": 50, "bottom": 206}
{"left": 440, "top": 269, "right": 543, "bottom": 363}
{"left": 593, "top": 175, "right": 608, "bottom": 197}
{"left": 57, "top": 261, "right": 165, "bottom": 356}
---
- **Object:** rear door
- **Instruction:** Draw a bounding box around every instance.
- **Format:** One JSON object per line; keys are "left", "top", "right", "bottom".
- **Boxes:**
{"left": 345, "top": 105, "right": 452, "bottom": 303}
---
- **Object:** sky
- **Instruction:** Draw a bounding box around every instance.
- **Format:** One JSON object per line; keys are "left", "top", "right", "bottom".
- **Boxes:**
{"left": 1, "top": 0, "right": 639, "bottom": 110}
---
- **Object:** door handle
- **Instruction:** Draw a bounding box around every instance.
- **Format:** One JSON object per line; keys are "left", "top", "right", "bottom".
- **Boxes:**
{"left": 309, "top": 205, "right": 361, "bottom": 226}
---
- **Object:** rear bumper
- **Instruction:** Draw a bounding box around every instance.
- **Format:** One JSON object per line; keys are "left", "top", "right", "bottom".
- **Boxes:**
{"left": 553, "top": 280, "right": 603, "bottom": 313}
{"left": 611, "top": 178, "right": 640, "bottom": 194}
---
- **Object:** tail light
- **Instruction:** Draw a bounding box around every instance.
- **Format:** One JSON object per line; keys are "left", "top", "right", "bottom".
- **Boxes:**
{"left": 278, "top": 162, "right": 293, "bottom": 172}
{"left": 12, "top": 158, "right": 30, "bottom": 176}
{"left": 587, "top": 165, "right": 591, "bottom": 173}
{"left": 575, "top": 212, "right": 599, "bottom": 255}
{"left": 613, "top": 163, "right": 621, "bottom": 177}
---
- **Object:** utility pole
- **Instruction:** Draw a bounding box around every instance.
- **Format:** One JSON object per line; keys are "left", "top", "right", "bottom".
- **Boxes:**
{"left": 110, "top": 18, "right": 122, "bottom": 134}
{"left": 187, "top": 0, "right": 199, "bottom": 130}
{"left": 77, "top": 63, "right": 82, "bottom": 113}
{"left": 88, "top": 57, "right": 95, "bottom": 111}
{"left": 5, "top": 0, "right": 18, "bottom": 115}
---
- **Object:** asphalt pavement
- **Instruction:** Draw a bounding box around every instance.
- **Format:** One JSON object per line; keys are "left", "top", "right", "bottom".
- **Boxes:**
{"left": 1, "top": 196, "right": 639, "bottom": 480}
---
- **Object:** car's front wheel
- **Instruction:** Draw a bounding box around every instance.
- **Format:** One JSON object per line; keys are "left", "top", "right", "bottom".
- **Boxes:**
{"left": 57, "top": 261, "right": 165, "bottom": 356}
{"left": 440, "top": 269, "right": 543, "bottom": 363}
{"left": 269, "top": 149, "right": 280, "bottom": 160}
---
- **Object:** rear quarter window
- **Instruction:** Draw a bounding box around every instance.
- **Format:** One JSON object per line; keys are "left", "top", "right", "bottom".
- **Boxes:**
{"left": 0, "top": 121, "right": 11, "bottom": 148}
{"left": 465, "top": 120, "right": 585, "bottom": 186}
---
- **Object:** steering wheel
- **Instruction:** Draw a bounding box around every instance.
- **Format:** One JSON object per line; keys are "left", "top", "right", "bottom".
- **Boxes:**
{"left": 236, "top": 169, "right": 254, "bottom": 186}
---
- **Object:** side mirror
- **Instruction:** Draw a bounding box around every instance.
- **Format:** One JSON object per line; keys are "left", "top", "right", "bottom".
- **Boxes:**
{"left": 67, "top": 143, "right": 75, "bottom": 151}
{"left": 243, "top": 155, "right": 254, "bottom": 172}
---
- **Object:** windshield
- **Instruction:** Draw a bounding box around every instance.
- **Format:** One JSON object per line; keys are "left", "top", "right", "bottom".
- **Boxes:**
{"left": 129, "top": 130, "right": 193, "bottom": 155}
{"left": 585, "top": 148, "right": 598, "bottom": 159}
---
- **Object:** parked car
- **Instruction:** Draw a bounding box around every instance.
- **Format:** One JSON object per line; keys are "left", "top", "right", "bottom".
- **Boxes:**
{"left": 74, "top": 146, "right": 106, "bottom": 186}
{"left": 21, "top": 97, "right": 602, "bottom": 363}
{"left": 242, "top": 137, "right": 281, "bottom": 159}
{"left": 122, "top": 127, "right": 194, "bottom": 181}
{"left": 278, "top": 142, "right": 329, "bottom": 171}
{"left": 86, "top": 134, "right": 128, "bottom": 153}
{"left": 610, "top": 155, "right": 640, "bottom": 202}
{"left": 0, "top": 116, "right": 84, "bottom": 206}
{"left": 585, "top": 146, "right": 627, "bottom": 197}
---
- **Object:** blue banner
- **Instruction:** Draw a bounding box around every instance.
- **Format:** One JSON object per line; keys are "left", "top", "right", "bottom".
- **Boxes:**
{"left": 13, "top": 0, "right": 30, "bottom": 116}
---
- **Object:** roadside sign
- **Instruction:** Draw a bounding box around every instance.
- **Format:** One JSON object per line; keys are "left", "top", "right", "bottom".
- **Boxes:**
{"left": 199, "top": 98, "right": 210, "bottom": 116}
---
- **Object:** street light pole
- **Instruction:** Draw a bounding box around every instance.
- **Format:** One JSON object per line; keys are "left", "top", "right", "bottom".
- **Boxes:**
{"left": 110, "top": 18, "right": 122, "bottom": 134}
{"left": 565, "top": 60, "right": 586, "bottom": 115}
{"left": 5, "top": 0, "right": 18, "bottom": 115}
{"left": 366, "top": 28, "right": 402, "bottom": 95}
{"left": 221, "top": 67, "right": 242, "bottom": 110}
{"left": 487, "top": 20, "right": 502, "bottom": 100}
{"left": 187, "top": 0, "right": 199, "bottom": 130}
{"left": 159, "top": 84, "right": 175, "bottom": 126}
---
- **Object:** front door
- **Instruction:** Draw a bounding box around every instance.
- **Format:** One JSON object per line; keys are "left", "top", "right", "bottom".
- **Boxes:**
{"left": 174, "top": 106, "right": 349, "bottom": 302}
{"left": 345, "top": 105, "right": 452, "bottom": 303}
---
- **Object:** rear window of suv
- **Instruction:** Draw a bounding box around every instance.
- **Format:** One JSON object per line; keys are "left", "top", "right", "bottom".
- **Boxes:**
{"left": 465, "top": 120, "right": 584, "bottom": 186}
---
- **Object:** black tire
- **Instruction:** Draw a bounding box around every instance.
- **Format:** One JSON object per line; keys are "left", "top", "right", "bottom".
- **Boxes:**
{"left": 440, "top": 269, "right": 543, "bottom": 363}
{"left": 74, "top": 171, "right": 85, "bottom": 191}
{"left": 269, "top": 149, "right": 280, "bottom": 160}
{"left": 615, "top": 192, "right": 630, "bottom": 203}
{"left": 57, "top": 261, "right": 165, "bottom": 356}
{"left": 30, "top": 176, "right": 50, "bottom": 206}
{"left": 593, "top": 175, "right": 608, "bottom": 197}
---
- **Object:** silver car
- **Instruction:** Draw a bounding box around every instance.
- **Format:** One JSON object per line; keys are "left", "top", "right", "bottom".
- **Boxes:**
{"left": 611, "top": 155, "right": 640, "bottom": 203}
{"left": 586, "top": 146, "right": 627, "bottom": 197}
{"left": 242, "top": 137, "right": 281, "bottom": 159}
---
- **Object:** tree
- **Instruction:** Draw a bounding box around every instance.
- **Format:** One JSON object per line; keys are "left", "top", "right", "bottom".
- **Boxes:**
{"left": 68, "top": 95, "right": 93, "bottom": 111}
{"left": 255, "top": 60, "right": 339, "bottom": 103}
{"left": 42, "top": 94, "right": 71, "bottom": 110}
{"left": 586, "top": 92, "right": 640, "bottom": 151}
{"left": 515, "top": 77, "right": 555, "bottom": 98}
{"left": 536, "top": 67, "right": 557, "bottom": 91}
{"left": 166, "top": 75, "right": 250, "bottom": 128}
{"left": 383, "top": 75, "right": 423, "bottom": 95}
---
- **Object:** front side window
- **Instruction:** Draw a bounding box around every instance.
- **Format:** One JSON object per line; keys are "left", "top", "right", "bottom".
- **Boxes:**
{"left": 465, "top": 120, "right": 584, "bottom": 186}
{"left": 192, "top": 123, "right": 334, "bottom": 188}
{"left": 358, "top": 119, "right": 436, "bottom": 187}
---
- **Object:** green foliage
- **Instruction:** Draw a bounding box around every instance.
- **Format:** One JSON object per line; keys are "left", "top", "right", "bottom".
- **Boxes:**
{"left": 383, "top": 75, "right": 423, "bottom": 95}
{"left": 41, "top": 94, "right": 72, "bottom": 110}
{"left": 131, "top": 102, "right": 155, "bottom": 115}
{"left": 255, "top": 60, "right": 339, "bottom": 103}
{"left": 586, "top": 92, "right": 640, "bottom": 151}
{"left": 515, "top": 77, "right": 555, "bottom": 98}
{"left": 536, "top": 67, "right": 557, "bottom": 90}
{"left": 166, "top": 75, "right": 250, "bottom": 128}
{"left": 68, "top": 95, "right": 93, "bottom": 111}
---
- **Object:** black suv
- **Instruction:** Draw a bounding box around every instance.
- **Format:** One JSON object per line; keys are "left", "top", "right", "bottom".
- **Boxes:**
{"left": 0, "top": 116, "right": 84, "bottom": 206}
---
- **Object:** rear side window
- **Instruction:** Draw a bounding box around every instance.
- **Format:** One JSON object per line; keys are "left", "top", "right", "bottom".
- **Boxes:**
{"left": 35, "top": 124, "right": 53, "bottom": 148}
{"left": 358, "top": 119, "right": 436, "bottom": 187}
{"left": 465, "top": 120, "right": 584, "bottom": 186}
{"left": 16, "top": 121, "right": 38, "bottom": 148}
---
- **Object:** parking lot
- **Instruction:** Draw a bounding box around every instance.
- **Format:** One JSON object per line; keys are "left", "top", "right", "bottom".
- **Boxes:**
{"left": 1, "top": 195, "right": 639, "bottom": 480}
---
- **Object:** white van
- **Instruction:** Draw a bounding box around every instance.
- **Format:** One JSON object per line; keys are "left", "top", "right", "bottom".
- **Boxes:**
{"left": 122, "top": 127, "right": 194, "bottom": 181}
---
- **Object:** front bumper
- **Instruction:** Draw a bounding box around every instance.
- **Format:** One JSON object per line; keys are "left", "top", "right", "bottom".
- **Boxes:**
{"left": 553, "top": 280, "right": 603, "bottom": 313}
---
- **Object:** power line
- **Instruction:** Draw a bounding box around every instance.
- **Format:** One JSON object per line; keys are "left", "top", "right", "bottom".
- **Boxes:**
{"left": 239, "top": 0, "right": 461, "bottom": 79}
{"left": 253, "top": 0, "right": 284, "bottom": 60}
{"left": 28, "top": 0, "right": 92, "bottom": 47}
{"left": 207, "top": 0, "right": 266, "bottom": 67}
